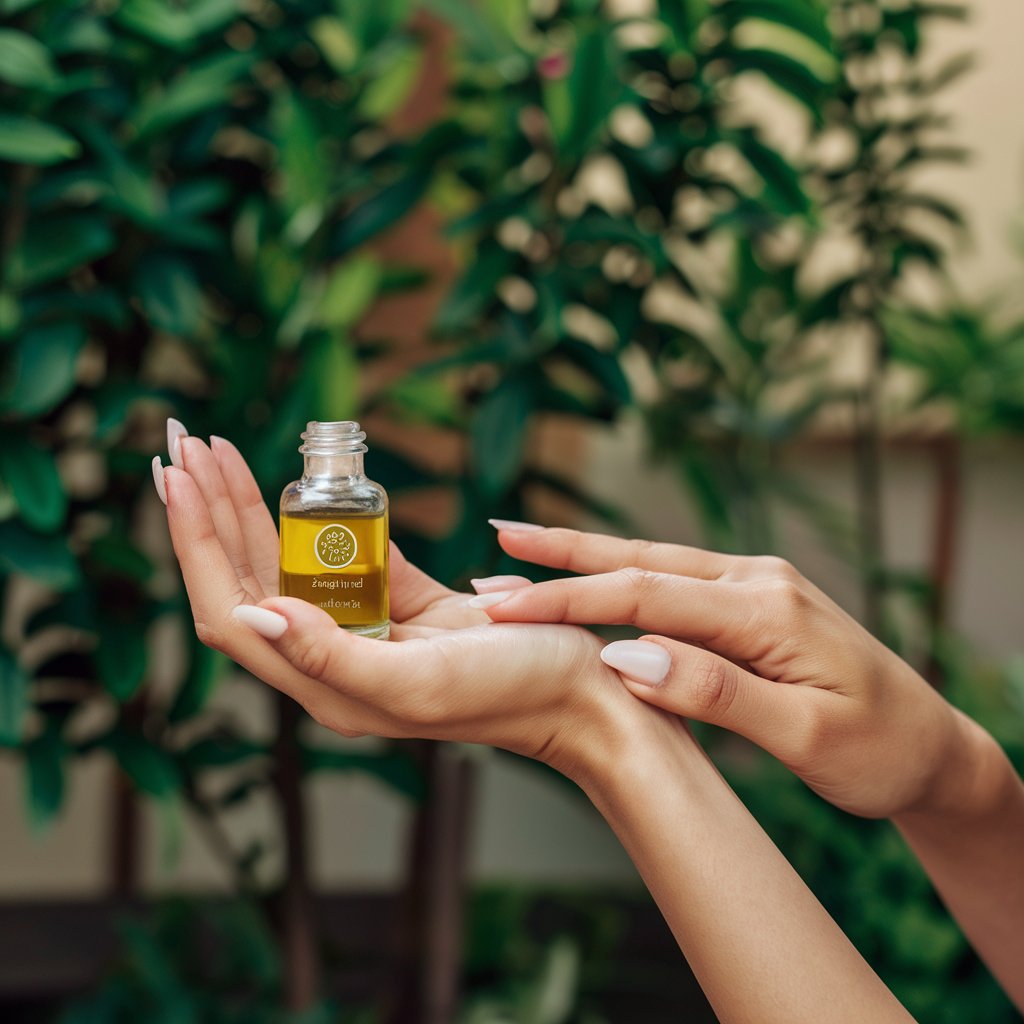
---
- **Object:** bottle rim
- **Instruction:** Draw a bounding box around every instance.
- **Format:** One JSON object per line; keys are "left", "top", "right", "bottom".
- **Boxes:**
{"left": 299, "top": 420, "right": 368, "bottom": 455}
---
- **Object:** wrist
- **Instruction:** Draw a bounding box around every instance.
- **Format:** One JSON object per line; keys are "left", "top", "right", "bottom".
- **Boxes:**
{"left": 894, "top": 709, "right": 1015, "bottom": 829}
{"left": 557, "top": 682, "right": 710, "bottom": 801}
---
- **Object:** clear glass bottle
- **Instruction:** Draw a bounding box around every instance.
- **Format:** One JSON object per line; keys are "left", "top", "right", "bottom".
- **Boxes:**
{"left": 279, "top": 421, "right": 389, "bottom": 639}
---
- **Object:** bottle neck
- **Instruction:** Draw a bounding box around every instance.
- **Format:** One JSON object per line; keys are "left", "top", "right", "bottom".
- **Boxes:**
{"left": 302, "top": 451, "right": 365, "bottom": 481}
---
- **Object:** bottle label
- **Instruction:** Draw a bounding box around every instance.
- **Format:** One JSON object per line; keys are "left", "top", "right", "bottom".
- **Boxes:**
{"left": 314, "top": 523, "right": 358, "bottom": 569}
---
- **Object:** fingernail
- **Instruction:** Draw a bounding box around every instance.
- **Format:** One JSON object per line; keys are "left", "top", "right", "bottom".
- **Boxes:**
{"left": 467, "top": 590, "right": 513, "bottom": 609}
{"left": 601, "top": 640, "right": 671, "bottom": 686}
{"left": 167, "top": 417, "right": 188, "bottom": 470}
{"left": 151, "top": 455, "right": 167, "bottom": 505}
{"left": 232, "top": 605, "right": 289, "bottom": 639}
{"left": 470, "top": 575, "right": 531, "bottom": 594}
{"left": 488, "top": 519, "right": 544, "bottom": 532}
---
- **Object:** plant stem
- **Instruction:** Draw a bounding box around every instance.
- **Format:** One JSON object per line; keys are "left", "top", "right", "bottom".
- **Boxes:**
{"left": 385, "top": 740, "right": 475, "bottom": 1024}
{"left": 854, "top": 328, "right": 886, "bottom": 637}
{"left": 924, "top": 436, "right": 960, "bottom": 687}
{"left": 273, "top": 691, "right": 320, "bottom": 1011}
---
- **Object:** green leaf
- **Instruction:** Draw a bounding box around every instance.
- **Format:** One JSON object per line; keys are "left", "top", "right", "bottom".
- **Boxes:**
{"left": 132, "top": 52, "right": 253, "bottom": 139}
{"left": 134, "top": 253, "right": 204, "bottom": 336}
{"left": 316, "top": 256, "right": 383, "bottom": 329}
{"left": 0, "top": 322, "right": 85, "bottom": 416}
{"left": 558, "top": 338, "right": 632, "bottom": 405}
{"left": 0, "top": 29, "right": 61, "bottom": 89}
{"left": 737, "top": 129, "right": 809, "bottom": 216}
{"left": 183, "top": 732, "right": 267, "bottom": 769}
{"left": 310, "top": 16, "right": 358, "bottom": 74}
{"left": 0, "top": 0, "right": 48, "bottom": 14}
{"left": 168, "top": 641, "right": 227, "bottom": 722}
{"left": 0, "top": 432, "right": 66, "bottom": 531}
{"left": 117, "top": 0, "right": 239, "bottom": 47}
{"left": 271, "top": 91, "right": 332, "bottom": 213}
{"left": 471, "top": 374, "right": 534, "bottom": 496}
{"left": 421, "top": 0, "right": 523, "bottom": 69}
{"left": 331, "top": 172, "right": 429, "bottom": 255}
{"left": 724, "top": 48, "right": 827, "bottom": 118}
{"left": 96, "top": 618, "right": 148, "bottom": 702}
{"left": 0, "top": 648, "right": 29, "bottom": 746}
{"left": 560, "top": 28, "right": 621, "bottom": 160}
{"left": 25, "top": 725, "right": 65, "bottom": 830}
{"left": 310, "top": 333, "right": 360, "bottom": 422}
{"left": 302, "top": 745, "right": 424, "bottom": 801}
{"left": 0, "top": 115, "right": 80, "bottom": 166}
{"left": 0, "top": 520, "right": 81, "bottom": 590}
{"left": 434, "top": 239, "right": 512, "bottom": 335}
{"left": 717, "top": 0, "right": 832, "bottom": 51}
{"left": 359, "top": 43, "right": 423, "bottom": 121}
{"left": 90, "top": 533, "right": 154, "bottom": 582}
{"left": 108, "top": 731, "right": 181, "bottom": 798}
{"left": 333, "top": 0, "right": 413, "bottom": 55}
{"left": 10, "top": 215, "right": 115, "bottom": 289}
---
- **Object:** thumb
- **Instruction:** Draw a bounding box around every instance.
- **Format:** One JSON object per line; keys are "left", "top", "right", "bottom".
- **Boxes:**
{"left": 600, "top": 637, "right": 818, "bottom": 760}
{"left": 232, "top": 597, "right": 385, "bottom": 701}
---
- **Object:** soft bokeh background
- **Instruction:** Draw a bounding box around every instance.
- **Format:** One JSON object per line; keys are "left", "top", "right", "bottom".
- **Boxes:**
{"left": 1, "top": 0, "right": 1023, "bottom": 1021}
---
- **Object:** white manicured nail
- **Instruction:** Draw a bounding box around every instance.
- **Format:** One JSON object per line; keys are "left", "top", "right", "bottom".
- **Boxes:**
{"left": 467, "top": 590, "right": 513, "bottom": 609}
{"left": 151, "top": 455, "right": 167, "bottom": 504}
{"left": 488, "top": 519, "right": 544, "bottom": 532}
{"left": 232, "top": 605, "right": 289, "bottom": 639}
{"left": 601, "top": 640, "right": 671, "bottom": 686}
{"left": 167, "top": 417, "right": 188, "bottom": 469}
{"left": 470, "top": 575, "right": 531, "bottom": 594}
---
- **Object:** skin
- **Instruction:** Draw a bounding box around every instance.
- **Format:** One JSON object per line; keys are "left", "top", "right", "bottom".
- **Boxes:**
{"left": 475, "top": 525, "right": 1024, "bottom": 1012}
{"left": 159, "top": 433, "right": 917, "bottom": 1022}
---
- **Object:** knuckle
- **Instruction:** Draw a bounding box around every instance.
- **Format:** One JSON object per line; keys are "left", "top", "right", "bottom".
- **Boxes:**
{"left": 691, "top": 656, "right": 737, "bottom": 716}
{"left": 626, "top": 537, "right": 659, "bottom": 566}
{"left": 291, "top": 639, "right": 335, "bottom": 682}
{"left": 194, "top": 620, "right": 224, "bottom": 651}
{"left": 616, "top": 566, "right": 658, "bottom": 622}
{"left": 761, "top": 577, "right": 809, "bottom": 617}
{"left": 753, "top": 555, "right": 801, "bottom": 582}
{"left": 788, "top": 710, "right": 834, "bottom": 766}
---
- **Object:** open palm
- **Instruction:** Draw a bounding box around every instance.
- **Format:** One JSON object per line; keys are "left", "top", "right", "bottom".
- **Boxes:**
{"left": 157, "top": 433, "right": 631, "bottom": 770}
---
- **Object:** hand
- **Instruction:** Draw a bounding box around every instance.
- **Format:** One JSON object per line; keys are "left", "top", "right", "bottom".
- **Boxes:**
{"left": 153, "top": 434, "right": 650, "bottom": 780}
{"left": 471, "top": 524, "right": 1000, "bottom": 821}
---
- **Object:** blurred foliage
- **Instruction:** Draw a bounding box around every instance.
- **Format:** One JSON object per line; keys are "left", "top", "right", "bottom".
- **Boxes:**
{"left": 0, "top": 0, "right": 438, "bottom": 847}
{"left": 1, "top": 0, "right": 1021, "bottom": 1021}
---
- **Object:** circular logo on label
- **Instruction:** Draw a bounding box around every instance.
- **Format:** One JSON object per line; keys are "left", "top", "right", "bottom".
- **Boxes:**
{"left": 314, "top": 523, "right": 358, "bottom": 569}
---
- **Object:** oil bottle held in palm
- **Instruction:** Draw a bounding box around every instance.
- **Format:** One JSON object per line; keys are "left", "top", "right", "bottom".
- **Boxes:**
{"left": 279, "top": 421, "right": 390, "bottom": 639}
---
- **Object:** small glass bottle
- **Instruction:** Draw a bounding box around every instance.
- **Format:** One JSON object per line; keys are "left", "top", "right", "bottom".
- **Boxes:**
{"left": 279, "top": 421, "right": 390, "bottom": 639}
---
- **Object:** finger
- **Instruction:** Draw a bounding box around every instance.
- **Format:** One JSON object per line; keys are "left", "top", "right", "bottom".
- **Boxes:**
{"left": 495, "top": 525, "right": 736, "bottom": 581}
{"left": 387, "top": 540, "right": 457, "bottom": 621}
{"left": 210, "top": 435, "right": 281, "bottom": 596}
{"left": 252, "top": 595, "right": 441, "bottom": 714}
{"left": 602, "top": 636, "right": 827, "bottom": 764}
{"left": 165, "top": 468, "right": 366, "bottom": 725}
{"left": 469, "top": 575, "right": 532, "bottom": 594}
{"left": 473, "top": 568, "right": 756, "bottom": 648}
{"left": 179, "top": 436, "right": 265, "bottom": 600}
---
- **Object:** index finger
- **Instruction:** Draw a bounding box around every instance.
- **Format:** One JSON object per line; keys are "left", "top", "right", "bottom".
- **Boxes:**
{"left": 495, "top": 526, "right": 736, "bottom": 581}
{"left": 476, "top": 568, "right": 760, "bottom": 651}
{"left": 164, "top": 467, "right": 369, "bottom": 726}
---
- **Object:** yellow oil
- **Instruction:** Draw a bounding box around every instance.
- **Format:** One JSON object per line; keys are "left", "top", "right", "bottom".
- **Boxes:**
{"left": 279, "top": 510, "right": 389, "bottom": 638}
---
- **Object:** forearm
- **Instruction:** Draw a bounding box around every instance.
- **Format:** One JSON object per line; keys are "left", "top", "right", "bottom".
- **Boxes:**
{"left": 893, "top": 714, "right": 1024, "bottom": 1010}
{"left": 576, "top": 712, "right": 913, "bottom": 1024}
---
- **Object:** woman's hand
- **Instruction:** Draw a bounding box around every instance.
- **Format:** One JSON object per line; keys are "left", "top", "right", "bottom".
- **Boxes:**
{"left": 153, "top": 435, "right": 646, "bottom": 781}
{"left": 472, "top": 524, "right": 1004, "bottom": 822}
